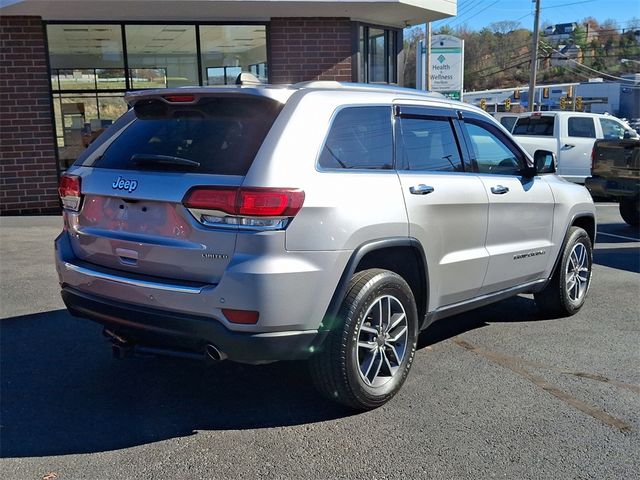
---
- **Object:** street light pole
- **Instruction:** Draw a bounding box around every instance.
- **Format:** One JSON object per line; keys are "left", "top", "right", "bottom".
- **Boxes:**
{"left": 528, "top": 0, "right": 541, "bottom": 112}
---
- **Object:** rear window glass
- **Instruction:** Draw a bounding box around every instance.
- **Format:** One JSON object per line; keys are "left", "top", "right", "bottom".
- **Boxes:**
{"left": 78, "top": 96, "right": 283, "bottom": 175}
{"left": 499, "top": 116, "right": 517, "bottom": 132}
{"left": 513, "top": 116, "right": 555, "bottom": 136}
{"left": 318, "top": 106, "right": 392, "bottom": 170}
{"left": 568, "top": 117, "right": 596, "bottom": 138}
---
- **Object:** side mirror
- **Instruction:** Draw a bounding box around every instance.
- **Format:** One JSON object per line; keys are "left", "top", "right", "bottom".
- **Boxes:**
{"left": 534, "top": 149, "right": 556, "bottom": 174}
{"left": 623, "top": 130, "right": 632, "bottom": 139}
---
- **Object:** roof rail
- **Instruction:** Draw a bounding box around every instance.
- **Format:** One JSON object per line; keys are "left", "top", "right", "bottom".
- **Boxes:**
{"left": 291, "top": 81, "right": 444, "bottom": 98}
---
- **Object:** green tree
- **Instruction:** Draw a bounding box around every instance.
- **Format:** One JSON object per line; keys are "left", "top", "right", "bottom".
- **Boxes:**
{"left": 572, "top": 25, "right": 587, "bottom": 48}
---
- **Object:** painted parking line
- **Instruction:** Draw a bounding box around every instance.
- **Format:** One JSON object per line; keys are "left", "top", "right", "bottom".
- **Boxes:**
{"left": 453, "top": 338, "right": 633, "bottom": 432}
{"left": 597, "top": 232, "right": 640, "bottom": 242}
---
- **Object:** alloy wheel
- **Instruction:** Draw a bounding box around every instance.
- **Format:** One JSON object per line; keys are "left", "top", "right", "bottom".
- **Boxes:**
{"left": 565, "top": 243, "right": 589, "bottom": 302}
{"left": 356, "top": 295, "right": 409, "bottom": 388}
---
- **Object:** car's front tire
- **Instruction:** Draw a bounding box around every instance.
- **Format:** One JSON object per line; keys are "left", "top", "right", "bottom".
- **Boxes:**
{"left": 534, "top": 226, "right": 592, "bottom": 318}
{"left": 310, "top": 269, "right": 418, "bottom": 410}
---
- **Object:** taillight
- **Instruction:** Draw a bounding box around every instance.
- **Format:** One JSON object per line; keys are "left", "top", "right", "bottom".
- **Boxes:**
{"left": 58, "top": 174, "right": 82, "bottom": 212}
{"left": 183, "top": 187, "right": 305, "bottom": 230}
{"left": 238, "top": 189, "right": 304, "bottom": 217}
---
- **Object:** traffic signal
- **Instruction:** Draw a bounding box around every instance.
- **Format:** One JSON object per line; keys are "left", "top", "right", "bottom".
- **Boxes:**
{"left": 513, "top": 90, "right": 521, "bottom": 100}
{"left": 560, "top": 97, "right": 566, "bottom": 110}
{"left": 504, "top": 98, "right": 511, "bottom": 111}
{"left": 543, "top": 87, "right": 550, "bottom": 99}
{"left": 576, "top": 96, "right": 583, "bottom": 111}
{"left": 480, "top": 98, "right": 487, "bottom": 110}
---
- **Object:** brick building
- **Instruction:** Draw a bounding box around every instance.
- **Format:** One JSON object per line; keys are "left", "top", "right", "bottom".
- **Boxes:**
{"left": 0, "top": 0, "right": 456, "bottom": 215}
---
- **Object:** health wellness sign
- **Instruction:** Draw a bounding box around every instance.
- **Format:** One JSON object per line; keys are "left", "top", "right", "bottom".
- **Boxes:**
{"left": 430, "top": 35, "right": 464, "bottom": 100}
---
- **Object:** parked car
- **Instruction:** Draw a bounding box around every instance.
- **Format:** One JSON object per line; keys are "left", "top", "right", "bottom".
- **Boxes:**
{"left": 512, "top": 111, "right": 638, "bottom": 184}
{"left": 55, "top": 82, "right": 596, "bottom": 409}
{"left": 586, "top": 138, "right": 640, "bottom": 226}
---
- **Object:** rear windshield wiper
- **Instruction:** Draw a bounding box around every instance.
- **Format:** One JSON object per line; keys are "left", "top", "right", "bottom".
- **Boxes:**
{"left": 131, "top": 154, "right": 200, "bottom": 168}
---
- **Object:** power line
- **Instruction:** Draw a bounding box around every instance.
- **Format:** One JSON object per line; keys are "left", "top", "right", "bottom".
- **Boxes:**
{"left": 447, "top": 0, "right": 500, "bottom": 30}
{"left": 446, "top": 0, "right": 484, "bottom": 23}
{"left": 540, "top": 0, "right": 597, "bottom": 10}
{"left": 432, "top": 0, "right": 473, "bottom": 24}
{"left": 541, "top": 41, "right": 639, "bottom": 81}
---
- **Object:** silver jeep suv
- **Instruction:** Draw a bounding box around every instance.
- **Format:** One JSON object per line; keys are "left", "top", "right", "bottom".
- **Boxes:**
{"left": 55, "top": 82, "right": 596, "bottom": 409}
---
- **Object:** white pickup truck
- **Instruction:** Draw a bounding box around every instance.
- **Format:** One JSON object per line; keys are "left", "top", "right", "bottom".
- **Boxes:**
{"left": 512, "top": 111, "right": 638, "bottom": 184}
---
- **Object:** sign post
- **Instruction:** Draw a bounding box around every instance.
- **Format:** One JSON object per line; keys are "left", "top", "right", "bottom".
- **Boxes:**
{"left": 429, "top": 35, "right": 464, "bottom": 100}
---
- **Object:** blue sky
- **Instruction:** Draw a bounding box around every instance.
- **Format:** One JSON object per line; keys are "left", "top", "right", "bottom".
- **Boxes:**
{"left": 429, "top": 0, "right": 640, "bottom": 32}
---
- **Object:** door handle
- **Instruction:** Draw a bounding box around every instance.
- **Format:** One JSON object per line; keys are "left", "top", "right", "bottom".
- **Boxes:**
{"left": 562, "top": 144, "right": 575, "bottom": 149}
{"left": 490, "top": 185, "right": 509, "bottom": 195}
{"left": 409, "top": 184, "right": 435, "bottom": 195}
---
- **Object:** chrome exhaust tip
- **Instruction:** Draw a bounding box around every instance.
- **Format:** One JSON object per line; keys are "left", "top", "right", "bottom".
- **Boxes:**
{"left": 205, "top": 343, "right": 227, "bottom": 362}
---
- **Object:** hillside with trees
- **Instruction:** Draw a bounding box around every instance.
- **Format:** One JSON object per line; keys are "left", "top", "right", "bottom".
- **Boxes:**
{"left": 401, "top": 17, "right": 640, "bottom": 91}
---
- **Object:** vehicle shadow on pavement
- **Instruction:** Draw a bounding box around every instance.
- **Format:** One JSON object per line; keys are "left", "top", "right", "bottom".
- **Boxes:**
{"left": 596, "top": 222, "right": 639, "bottom": 242}
{"left": 0, "top": 310, "right": 353, "bottom": 458}
{"left": 418, "top": 294, "right": 549, "bottom": 350}
{"left": 594, "top": 246, "right": 640, "bottom": 273}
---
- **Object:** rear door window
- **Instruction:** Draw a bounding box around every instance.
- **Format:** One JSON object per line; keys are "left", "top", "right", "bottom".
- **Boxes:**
{"left": 318, "top": 106, "right": 393, "bottom": 170}
{"left": 567, "top": 117, "right": 596, "bottom": 138}
{"left": 396, "top": 116, "right": 464, "bottom": 172}
{"left": 78, "top": 96, "right": 283, "bottom": 175}
{"left": 599, "top": 118, "right": 626, "bottom": 139}
{"left": 512, "top": 116, "right": 555, "bottom": 136}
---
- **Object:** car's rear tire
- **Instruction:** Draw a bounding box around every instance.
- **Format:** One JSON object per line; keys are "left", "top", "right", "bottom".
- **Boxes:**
{"left": 309, "top": 269, "right": 418, "bottom": 410}
{"left": 534, "top": 226, "right": 592, "bottom": 318}
{"left": 619, "top": 196, "right": 639, "bottom": 227}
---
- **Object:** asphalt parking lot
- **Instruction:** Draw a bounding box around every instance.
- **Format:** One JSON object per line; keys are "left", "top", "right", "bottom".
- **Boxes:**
{"left": 1, "top": 204, "right": 639, "bottom": 480}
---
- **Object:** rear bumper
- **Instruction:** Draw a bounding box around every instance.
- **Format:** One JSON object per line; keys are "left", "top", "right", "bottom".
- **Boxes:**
{"left": 61, "top": 286, "right": 320, "bottom": 363}
{"left": 55, "top": 230, "right": 347, "bottom": 333}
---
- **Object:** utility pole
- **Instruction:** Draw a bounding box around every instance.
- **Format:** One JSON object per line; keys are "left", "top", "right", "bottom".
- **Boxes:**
{"left": 425, "top": 21, "right": 432, "bottom": 90}
{"left": 528, "top": 0, "right": 541, "bottom": 112}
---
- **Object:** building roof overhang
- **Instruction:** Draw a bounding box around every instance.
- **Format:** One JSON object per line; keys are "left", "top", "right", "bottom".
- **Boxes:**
{"left": 0, "top": 0, "right": 456, "bottom": 28}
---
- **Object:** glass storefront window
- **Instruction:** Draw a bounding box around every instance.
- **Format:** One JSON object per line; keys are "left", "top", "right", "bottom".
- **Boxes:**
{"left": 358, "top": 25, "right": 399, "bottom": 84}
{"left": 369, "top": 28, "right": 386, "bottom": 83}
{"left": 47, "top": 24, "right": 125, "bottom": 89}
{"left": 53, "top": 93, "right": 127, "bottom": 170}
{"left": 200, "top": 25, "right": 267, "bottom": 85}
{"left": 125, "top": 25, "right": 198, "bottom": 88}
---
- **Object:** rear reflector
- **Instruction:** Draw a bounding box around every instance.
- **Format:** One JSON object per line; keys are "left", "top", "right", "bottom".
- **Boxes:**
{"left": 58, "top": 174, "right": 82, "bottom": 211}
{"left": 184, "top": 187, "right": 305, "bottom": 217}
{"left": 222, "top": 308, "right": 259, "bottom": 324}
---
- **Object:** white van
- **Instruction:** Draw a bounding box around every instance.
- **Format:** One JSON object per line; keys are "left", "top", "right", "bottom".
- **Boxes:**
{"left": 512, "top": 111, "right": 638, "bottom": 184}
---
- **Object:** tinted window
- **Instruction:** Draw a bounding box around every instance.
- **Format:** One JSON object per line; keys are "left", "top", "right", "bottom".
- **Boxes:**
{"left": 499, "top": 116, "right": 518, "bottom": 132}
{"left": 397, "top": 117, "right": 463, "bottom": 171}
{"left": 568, "top": 117, "right": 596, "bottom": 138}
{"left": 513, "top": 116, "right": 555, "bottom": 136}
{"left": 79, "top": 96, "right": 282, "bottom": 175}
{"left": 318, "top": 106, "right": 392, "bottom": 169}
{"left": 465, "top": 121, "right": 522, "bottom": 175}
{"left": 599, "top": 118, "right": 625, "bottom": 140}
